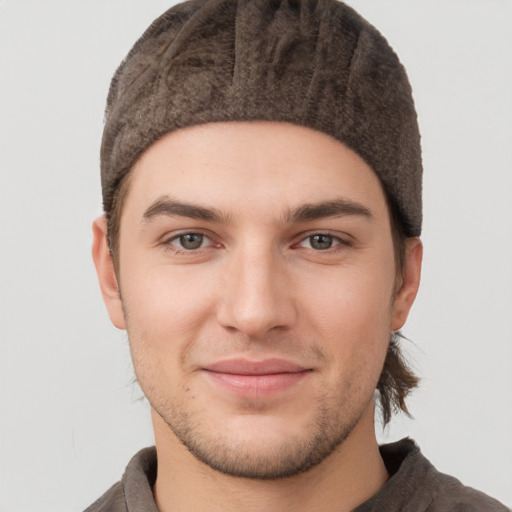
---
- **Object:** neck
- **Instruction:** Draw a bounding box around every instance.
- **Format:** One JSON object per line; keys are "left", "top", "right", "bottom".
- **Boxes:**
{"left": 152, "top": 404, "right": 388, "bottom": 512}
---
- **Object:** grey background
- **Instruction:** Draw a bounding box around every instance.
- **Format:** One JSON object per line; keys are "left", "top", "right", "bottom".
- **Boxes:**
{"left": 1, "top": 1, "right": 511, "bottom": 510}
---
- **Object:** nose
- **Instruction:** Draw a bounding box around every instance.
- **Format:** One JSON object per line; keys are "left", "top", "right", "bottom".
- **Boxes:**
{"left": 216, "top": 243, "right": 297, "bottom": 339}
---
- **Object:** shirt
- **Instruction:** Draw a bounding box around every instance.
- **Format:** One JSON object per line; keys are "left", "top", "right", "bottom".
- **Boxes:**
{"left": 84, "top": 438, "right": 510, "bottom": 511}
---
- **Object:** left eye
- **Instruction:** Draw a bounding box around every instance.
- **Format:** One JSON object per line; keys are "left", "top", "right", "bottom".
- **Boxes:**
{"left": 298, "top": 234, "right": 341, "bottom": 250}
{"left": 170, "top": 233, "right": 210, "bottom": 250}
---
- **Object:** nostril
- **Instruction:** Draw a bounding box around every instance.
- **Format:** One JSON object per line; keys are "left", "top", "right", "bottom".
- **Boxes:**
{"left": 216, "top": 294, "right": 296, "bottom": 338}
{"left": 215, "top": 251, "right": 297, "bottom": 337}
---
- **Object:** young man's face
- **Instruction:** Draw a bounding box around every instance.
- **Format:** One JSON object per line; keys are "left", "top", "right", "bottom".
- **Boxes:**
{"left": 94, "top": 121, "right": 421, "bottom": 479}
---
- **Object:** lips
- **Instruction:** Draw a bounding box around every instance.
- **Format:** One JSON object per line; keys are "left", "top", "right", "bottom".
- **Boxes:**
{"left": 205, "top": 358, "right": 308, "bottom": 375}
{"left": 202, "top": 358, "right": 311, "bottom": 397}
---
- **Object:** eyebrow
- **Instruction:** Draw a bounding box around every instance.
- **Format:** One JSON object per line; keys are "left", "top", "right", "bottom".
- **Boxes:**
{"left": 143, "top": 197, "right": 230, "bottom": 224}
{"left": 142, "top": 196, "right": 372, "bottom": 225}
{"left": 285, "top": 198, "right": 373, "bottom": 223}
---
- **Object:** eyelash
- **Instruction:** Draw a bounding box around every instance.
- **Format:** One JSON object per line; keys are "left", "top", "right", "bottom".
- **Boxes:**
{"left": 161, "top": 231, "right": 351, "bottom": 254}
{"left": 294, "top": 232, "right": 350, "bottom": 251}
{"left": 162, "top": 231, "right": 219, "bottom": 253}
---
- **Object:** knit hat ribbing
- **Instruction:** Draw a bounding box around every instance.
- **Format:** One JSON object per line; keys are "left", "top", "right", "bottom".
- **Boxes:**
{"left": 101, "top": 0, "right": 422, "bottom": 236}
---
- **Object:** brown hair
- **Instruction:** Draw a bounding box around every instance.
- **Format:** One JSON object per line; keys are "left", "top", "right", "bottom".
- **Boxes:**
{"left": 105, "top": 171, "right": 419, "bottom": 426}
{"left": 106, "top": 170, "right": 132, "bottom": 272}
{"left": 377, "top": 198, "right": 419, "bottom": 425}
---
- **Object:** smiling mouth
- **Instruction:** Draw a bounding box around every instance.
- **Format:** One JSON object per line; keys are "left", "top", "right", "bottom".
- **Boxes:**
{"left": 202, "top": 358, "right": 312, "bottom": 397}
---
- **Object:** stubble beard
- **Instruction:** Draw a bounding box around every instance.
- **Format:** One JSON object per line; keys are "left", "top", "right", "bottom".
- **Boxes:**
{"left": 151, "top": 389, "right": 370, "bottom": 480}
{"left": 123, "top": 302, "right": 375, "bottom": 480}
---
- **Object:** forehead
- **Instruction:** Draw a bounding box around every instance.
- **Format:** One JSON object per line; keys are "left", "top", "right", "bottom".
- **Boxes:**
{"left": 124, "top": 121, "right": 390, "bottom": 222}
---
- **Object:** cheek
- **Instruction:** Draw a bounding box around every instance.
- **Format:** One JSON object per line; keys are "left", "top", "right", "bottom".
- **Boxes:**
{"left": 297, "top": 263, "right": 394, "bottom": 375}
{"left": 119, "top": 265, "right": 217, "bottom": 406}
{"left": 118, "top": 255, "right": 223, "bottom": 364}
{"left": 301, "top": 264, "right": 394, "bottom": 333}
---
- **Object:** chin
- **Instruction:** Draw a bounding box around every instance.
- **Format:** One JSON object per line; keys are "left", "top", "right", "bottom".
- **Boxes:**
{"left": 157, "top": 400, "right": 365, "bottom": 480}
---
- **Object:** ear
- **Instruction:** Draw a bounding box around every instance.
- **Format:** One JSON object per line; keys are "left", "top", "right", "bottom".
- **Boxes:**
{"left": 92, "top": 216, "right": 126, "bottom": 330}
{"left": 391, "top": 237, "right": 423, "bottom": 331}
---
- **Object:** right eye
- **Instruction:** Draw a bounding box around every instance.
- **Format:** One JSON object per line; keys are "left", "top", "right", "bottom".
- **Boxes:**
{"left": 168, "top": 233, "right": 211, "bottom": 251}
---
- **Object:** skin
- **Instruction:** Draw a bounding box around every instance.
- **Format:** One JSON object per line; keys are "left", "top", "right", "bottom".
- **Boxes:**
{"left": 93, "top": 121, "right": 422, "bottom": 512}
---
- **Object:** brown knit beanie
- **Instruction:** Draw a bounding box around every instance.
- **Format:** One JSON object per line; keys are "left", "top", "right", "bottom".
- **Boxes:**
{"left": 101, "top": 0, "right": 422, "bottom": 236}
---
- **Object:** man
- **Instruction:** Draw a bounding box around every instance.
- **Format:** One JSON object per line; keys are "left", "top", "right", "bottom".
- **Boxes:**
{"left": 87, "top": 0, "right": 509, "bottom": 510}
